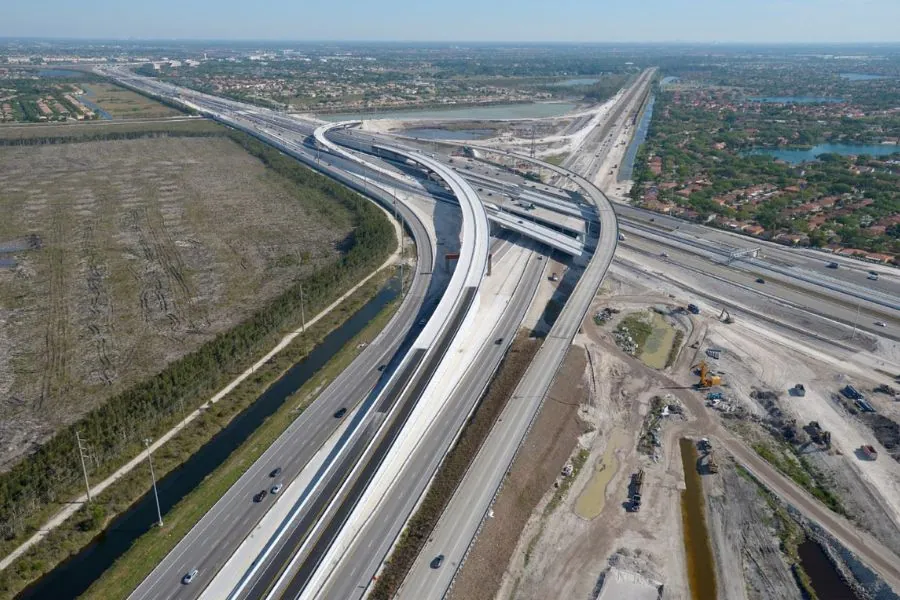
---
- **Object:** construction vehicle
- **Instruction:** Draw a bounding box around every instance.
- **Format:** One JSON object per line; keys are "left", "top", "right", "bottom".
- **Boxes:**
{"left": 860, "top": 445, "right": 878, "bottom": 460}
{"left": 692, "top": 361, "right": 721, "bottom": 388}
{"left": 630, "top": 470, "right": 645, "bottom": 511}
{"left": 687, "top": 303, "right": 700, "bottom": 315}
{"left": 791, "top": 383, "right": 806, "bottom": 397}
{"left": 707, "top": 450, "right": 719, "bottom": 473}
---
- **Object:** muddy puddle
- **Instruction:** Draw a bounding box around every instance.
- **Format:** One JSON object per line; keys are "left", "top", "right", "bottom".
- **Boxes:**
{"left": 679, "top": 438, "right": 718, "bottom": 600}
{"left": 641, "top": 312, "right": 676, "bottom": 369}
{"left": 575, "top": 429, "right": 630, "bottom": 519}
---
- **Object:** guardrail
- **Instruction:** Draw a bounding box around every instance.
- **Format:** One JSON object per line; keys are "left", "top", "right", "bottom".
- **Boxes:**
{"left": 253, "top": 124, "right": 490, "bottom": 599}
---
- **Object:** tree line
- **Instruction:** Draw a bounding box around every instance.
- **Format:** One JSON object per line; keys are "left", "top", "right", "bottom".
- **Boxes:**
{"left": 0, "top": 128, "right": 395, "bottom": 544}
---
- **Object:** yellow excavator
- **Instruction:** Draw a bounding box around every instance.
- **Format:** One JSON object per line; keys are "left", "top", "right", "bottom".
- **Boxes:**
{"left": 692, "top": 360, "right": 721, "bottom": 388}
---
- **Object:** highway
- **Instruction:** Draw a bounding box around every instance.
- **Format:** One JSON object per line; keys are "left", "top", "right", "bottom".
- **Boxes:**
{"left": 308, "top": 240, "right": 548, "bottom": 600}
{"left": 126, "top": 155, "right": 439, "bottom": 600}
{"left": 99, "top": 68, "right": 475, "bottom": 600}
{"left": 233, "top": 127, "right": 489, "bottom": 600}
{"left": 394, "top": 69, "right": 635, "bottom": 600}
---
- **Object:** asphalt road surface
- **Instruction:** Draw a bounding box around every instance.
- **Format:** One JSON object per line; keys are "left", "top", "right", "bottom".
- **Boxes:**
{"left": 313, "top": 240, "right": 547, "bottom": 599}
{"left": 128, "top": 158, "right": 440, "bottom": 600}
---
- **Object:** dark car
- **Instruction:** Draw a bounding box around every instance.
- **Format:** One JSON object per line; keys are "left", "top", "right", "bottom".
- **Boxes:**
{"left": 756, "top": 277, "right": 765, "bottom": 284}
{"left": 254, "top": 490, "right": 268, "bottom": 503}
{"left": 334, "top": 407, "right": 347, "bottom": 419}
{"left": 269, "top": 467, "right": 282, "bottom": 478}
{"left": 430, "top": 554, "right": 445, "bottom": 569}
{"left": 494, "top": 337, "right": 504, "bottom": 345}
{"left": 378, "top": 364, "right": 387, "bottom": 372}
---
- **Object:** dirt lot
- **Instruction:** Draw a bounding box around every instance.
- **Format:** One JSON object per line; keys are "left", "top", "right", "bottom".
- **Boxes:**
{"left": 0, "top": 135, "right": 351, "bottom": 469}
{"left": 456, "top": 257, "right": 900, "bottom": 600}
{"left": 448, "top": 346, "right": 588, "bottom": 600}
{"left": 80, "top": 82, "right": 181, "bottom": 119}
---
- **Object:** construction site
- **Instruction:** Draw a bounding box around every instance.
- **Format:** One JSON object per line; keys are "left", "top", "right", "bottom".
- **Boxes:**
{"left": 449, "top": 247, "right": 900, "bottom": 600}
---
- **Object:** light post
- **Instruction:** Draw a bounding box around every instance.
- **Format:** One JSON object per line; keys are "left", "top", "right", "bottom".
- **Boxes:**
{"left": 143, "top": 438, "right": 163, "bottom": 528}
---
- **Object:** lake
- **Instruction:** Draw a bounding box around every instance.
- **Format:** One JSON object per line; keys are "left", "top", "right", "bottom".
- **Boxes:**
{"left": 555, "top": 78, "right": 599, "bottom": 87}
{"left": 840, "top": 73, "right": 888, "bottom": 81}
{"left": 402, "top": 127, "right": 494, "bottom": 141}
{"left": 749, "top": 96, "right": 845, "bottom": 104}
{"left": 748, "top": 143, "right": 900, "bottom": 164}
{"left": 319, "top": 102, "right": 577, "bottom": 122}
{"left": 38, "top": 69, "right": 85, "bottom": 78}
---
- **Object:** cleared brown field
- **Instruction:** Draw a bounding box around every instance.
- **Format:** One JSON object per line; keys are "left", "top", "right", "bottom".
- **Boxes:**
{"left": 0, "top": 135, "right": 352, "bottom": 468}
{"left": 80, "top": 82, "right": 182, "bottom": 119}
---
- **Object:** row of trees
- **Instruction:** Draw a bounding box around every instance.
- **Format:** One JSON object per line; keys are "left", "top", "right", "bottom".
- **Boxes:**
{"left": 0, "top": 128, "right": 396, "bottom": 544}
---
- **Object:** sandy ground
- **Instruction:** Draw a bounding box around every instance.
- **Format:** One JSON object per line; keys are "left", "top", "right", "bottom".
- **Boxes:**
{"left": 447, "top": 347, "right": 588, "bottom": 600}
{"left": 460, "top": 253, "right": 900, "bottom": 599}
{"left": 0, "top": 136, "right": 350, "bottom": 469}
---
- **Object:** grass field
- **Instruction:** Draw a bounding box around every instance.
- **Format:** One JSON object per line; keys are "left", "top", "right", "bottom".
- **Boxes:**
{"left": 0, "top": 131, "right": 353, "bottom": 470}
{"left": 81, "top": 82, "right": 182, "bottom": 119}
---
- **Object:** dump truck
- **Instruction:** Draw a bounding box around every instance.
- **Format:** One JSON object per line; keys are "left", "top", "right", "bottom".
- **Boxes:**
{"left": 861, "top": 445, "right": 878, "bottom": 460}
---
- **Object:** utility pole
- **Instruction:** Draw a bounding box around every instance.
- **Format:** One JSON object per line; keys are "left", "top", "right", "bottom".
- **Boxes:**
{"left": 143, "top": 439, "right": 163, "bottom": 528}
{"left": 75, "top": 431, "right": 92, "bottom": 503}
{"left": 299, "top": 283, "right": 306, "bottom": 333}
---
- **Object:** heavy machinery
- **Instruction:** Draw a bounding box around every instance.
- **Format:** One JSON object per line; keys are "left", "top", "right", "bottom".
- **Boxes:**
{"left": 630, "top": 470, "right": 644, "bottom": 512}
{"left": 692, "top": 361, "right": 722, "bottom": 388}
{"left": 707, "top": 450, "right": 720, "bottom": 474}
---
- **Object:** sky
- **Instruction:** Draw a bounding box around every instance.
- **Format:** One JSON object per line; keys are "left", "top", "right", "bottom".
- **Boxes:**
{"left": 3, "top": 0, "right": 899, "bottom": 43}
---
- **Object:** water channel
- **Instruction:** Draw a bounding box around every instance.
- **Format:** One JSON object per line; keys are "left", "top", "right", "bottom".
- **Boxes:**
{"left": 797, "top": 539, "right": 862, "bottom": 600}
{"left": 18, "top": 279, "right": 400, "bottom": 599}
{"left": 678, "top": 438, "right": 718, "bottom": 600}
{"left": 618, "top": 94, "right": 655, "bottom": 182}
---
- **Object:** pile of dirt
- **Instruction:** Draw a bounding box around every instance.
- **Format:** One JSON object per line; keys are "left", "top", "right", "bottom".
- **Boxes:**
{"left": 860, "top": 413, "right": 900, "bottom": 462}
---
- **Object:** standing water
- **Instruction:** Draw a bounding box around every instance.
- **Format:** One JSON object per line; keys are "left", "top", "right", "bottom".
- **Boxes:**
{"left": 798, "top": 539, "right": 861, "bottom": 600}
{"left": 618, "top": 95, "right": 655, "bottom": 182}
{"left": 678, "top": 438, "right": 718, "bottom": 600}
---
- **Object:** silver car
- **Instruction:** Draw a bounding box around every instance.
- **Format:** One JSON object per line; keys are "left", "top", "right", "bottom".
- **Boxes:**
{"left": 183, "top": 568, "right": 199, "bottom": 585}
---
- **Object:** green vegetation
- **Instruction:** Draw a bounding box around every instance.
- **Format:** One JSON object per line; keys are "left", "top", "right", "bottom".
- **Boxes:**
{"left": 0, "top": 119, "right": 221, "bottom": 145}
{"left": 544, "top": 153, "right": 568, "bottom": 166}
{"left": 752, "top": 442, "right": 846, "bottom": 516}
{"left": 0, "top": 126, "right": 396, "bottom": 593}
{"left": 616, "top": 313, "right": 654, "bottom": 355}
{"left": 370, "top": 333, "right": 542, "bottom": 599}
{"left": 79, "top": 278, "right": 400, "bottom": 600}
{"left": 737, "top": 465, "right": 818, "bottom": 599}
{"left": 666, "top": 329, "right": 685, "bottom": 368}
{"left": 522, "top": 446, "right": 590, "bottom": 567}
{"left": 632, "top": 67, "right": 900, "bottom": 259}
{"left": 545, "top": 447, "right": 590, "bottom": 516}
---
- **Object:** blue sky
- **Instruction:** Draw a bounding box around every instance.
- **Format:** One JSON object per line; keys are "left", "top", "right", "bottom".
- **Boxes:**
{"left": 4, "top": 0, "right": 898, "bottom": 42}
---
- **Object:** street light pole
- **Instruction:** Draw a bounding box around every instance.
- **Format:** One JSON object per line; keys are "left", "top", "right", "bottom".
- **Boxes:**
{"left": 143, "top": 438, "right": 163, "bottom": 528}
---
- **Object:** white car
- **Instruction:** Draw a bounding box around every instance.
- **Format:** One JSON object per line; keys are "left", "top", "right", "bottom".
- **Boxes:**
{"left": 183, "top": 569, "right": 199, "bottom": 585}
{"left": 875, "top": 321, "right": 886, "bottom": 328}
{"left": 271, "top": 483, "right": 284, "bottom": 495}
